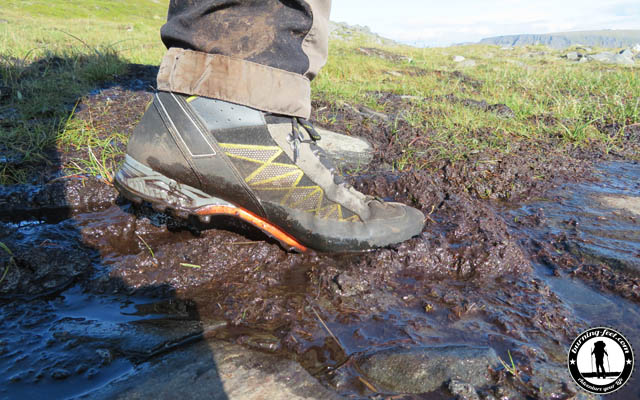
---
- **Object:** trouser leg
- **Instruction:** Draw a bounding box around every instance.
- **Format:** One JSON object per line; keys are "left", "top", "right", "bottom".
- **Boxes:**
{"left": 157, "top": 0, "right": 331, "bottom": 119}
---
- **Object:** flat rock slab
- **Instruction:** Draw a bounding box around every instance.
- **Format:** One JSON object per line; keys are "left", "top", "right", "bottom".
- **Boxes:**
{"left": 86, "top": 339, "right": 342, "bottom": 400}
{"left": 358, "top": 345, "right": 499, "bottom": 394}
{"left": 599, "top": 195, "right": 640, "bottom": 216}
{"left": 587, "top": 52, "right": 635, "bottom": 65}
{"left": 315, "top": 127, "right": 373, "bottom": 169}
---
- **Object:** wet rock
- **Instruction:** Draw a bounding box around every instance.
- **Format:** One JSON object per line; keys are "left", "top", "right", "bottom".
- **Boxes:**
{"left": 599, "top": 195, "right": 640, "bottom": 216}
{"left": 358, "top": 345, "right": 499, "bottom": 394}
{"left": 529, "top": 362, "right": 598, "bottom": 400}
{"left": 448, "top": 379, "right": 480, "bottom": 400}
{"left": 334, "top": 272, "right": 368, "bottom": 296}
{"left": 314, "top": 127, "right": 373, "bottom": 169}
{"left": 86, "top": 339, "right": 342, "bottom": 400}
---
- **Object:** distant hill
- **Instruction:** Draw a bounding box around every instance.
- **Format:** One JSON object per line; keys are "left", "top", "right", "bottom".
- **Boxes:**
{"left": 329, "top": 21, "right": 397, "bottom": 46}
{"left": 480, "top": 30, "right": 640, "bottom": 49}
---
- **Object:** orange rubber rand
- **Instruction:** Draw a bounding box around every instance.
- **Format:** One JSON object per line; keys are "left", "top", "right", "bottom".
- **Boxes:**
{"left": 195, "top": 205, "right": 308, "bottom": 253}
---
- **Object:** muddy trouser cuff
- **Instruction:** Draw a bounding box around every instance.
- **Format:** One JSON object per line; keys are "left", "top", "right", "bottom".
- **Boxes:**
{"left": 156, "top": 48, "right": 312, "bottom": 119}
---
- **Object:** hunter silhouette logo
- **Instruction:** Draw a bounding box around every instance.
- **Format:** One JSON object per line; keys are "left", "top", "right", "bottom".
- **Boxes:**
{"left": 568, "top": 327, "right": 634, "bottom": 395}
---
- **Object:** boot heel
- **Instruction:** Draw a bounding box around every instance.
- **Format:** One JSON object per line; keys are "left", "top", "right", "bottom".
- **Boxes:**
{"left": 114, "top": 155, "right": 308, "bottom": 253}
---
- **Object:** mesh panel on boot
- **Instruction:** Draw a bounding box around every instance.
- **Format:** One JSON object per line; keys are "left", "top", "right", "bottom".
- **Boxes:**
{"left": 219, "top": 143, "right": 359, "bottom": 222}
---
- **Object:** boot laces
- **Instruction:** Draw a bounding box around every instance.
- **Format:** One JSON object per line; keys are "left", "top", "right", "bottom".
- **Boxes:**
{"left": 287, "top": 117, "right": 347, "bottom": 186}
{"left": 287, "top": 118, "right": 384, "bottom": 205}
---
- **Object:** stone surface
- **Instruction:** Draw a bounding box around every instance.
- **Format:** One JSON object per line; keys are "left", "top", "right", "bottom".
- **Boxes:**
{"left": 315, "top": 127, "right": 373, "bottom": 169}
{"left": 620, "top": 48, "right": 634, "bottom": 58}
{"left": 566, "top": 51, "right": 580, "bottom": 61}
{"left": 448, "top": 379, "right": 480, "bottom": 400}
{"left": 86, "top": 339, "right": 342, "bottom": 400}
{"left": 587, "top": 52, "right": 635, "bottom": 65}
{"left": 453, "top": 55, "right": 466, "bottom": 62}
{"left": 599, "top": 195, "right": 640, "bottom": 216}
{"left": 358, "top": 345, "right": 499, "bottom": 394}
{"left": 528, "top": 362, "right": 599, "bottom": 400}
{"left": 633, "top": 43, "right": 640, "bottom": 53}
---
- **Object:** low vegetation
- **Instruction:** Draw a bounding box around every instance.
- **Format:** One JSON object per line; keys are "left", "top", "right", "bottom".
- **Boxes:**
{"left": 0, "top": 0, "right": 638, "bottom": 184}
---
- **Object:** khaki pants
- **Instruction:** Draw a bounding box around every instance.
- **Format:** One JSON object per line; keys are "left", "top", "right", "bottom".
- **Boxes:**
{"left": 157, "top": 0, "right": 332, "bottom": 119}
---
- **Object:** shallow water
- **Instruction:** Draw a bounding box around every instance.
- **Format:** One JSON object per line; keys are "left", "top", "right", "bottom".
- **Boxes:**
{"left": 504, "top": 161, "right": 640, "bottom": 399}
{"left": 1, "top": 161, "right": 639, "bottom": 399}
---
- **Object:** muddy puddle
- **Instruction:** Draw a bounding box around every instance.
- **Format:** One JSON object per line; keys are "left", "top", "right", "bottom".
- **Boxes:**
{"left": 1, "top": 152, "right": 638, "bottom": 400}
{"left": 502, "top": 161, "right": 640, "bottom": 399}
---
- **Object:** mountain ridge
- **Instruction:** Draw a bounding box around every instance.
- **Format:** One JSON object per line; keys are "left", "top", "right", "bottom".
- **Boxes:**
{"left": 479, "top": 30, "right": 640, "bottom": 49}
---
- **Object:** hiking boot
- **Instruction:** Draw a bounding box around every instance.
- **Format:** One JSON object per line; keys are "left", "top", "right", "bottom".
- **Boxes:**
{"left": 114, "top": 91, "right": 424, "bottom": 252}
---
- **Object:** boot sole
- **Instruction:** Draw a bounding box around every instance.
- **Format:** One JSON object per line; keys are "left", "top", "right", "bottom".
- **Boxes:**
{"left": 114, "top": 155, "right": 308, "bottom": 253}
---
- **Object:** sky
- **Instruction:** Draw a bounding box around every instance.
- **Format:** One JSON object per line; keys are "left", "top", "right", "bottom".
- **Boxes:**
{"left": 330, "top": 0, "right": 640, "bottom": 47}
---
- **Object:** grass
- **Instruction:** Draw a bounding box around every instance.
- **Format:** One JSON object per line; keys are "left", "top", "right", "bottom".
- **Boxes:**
{"left": 136, "top": 233, "right": 155, "bottom": 259}
{"left": 180, "top": 263, "right": 202, "bottom": 269}
{"left": 499, "top": 350, "right": 520, "bottom": 379}
{"left": 0, "top": 241, "right": 15, "bottom": 284}
{"left": 314, "top": 40, "right": 639, "bottom": 170}
{"left": 0, "top": 0, "right": 166, "bottom": 184}
{"left": 0, "top": 0, "right": 638, "bottom": 183}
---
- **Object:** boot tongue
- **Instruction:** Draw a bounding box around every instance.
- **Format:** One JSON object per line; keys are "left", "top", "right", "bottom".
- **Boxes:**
{"left": 266, "top": 119, "right": 371, "bottom": 219}
{"left": 291, "top": 118, "right": 346, "bottom": 186}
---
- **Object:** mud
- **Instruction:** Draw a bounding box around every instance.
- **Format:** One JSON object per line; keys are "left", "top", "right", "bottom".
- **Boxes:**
{"left": 1, "top": 61, "right": 640, "bottom": 399}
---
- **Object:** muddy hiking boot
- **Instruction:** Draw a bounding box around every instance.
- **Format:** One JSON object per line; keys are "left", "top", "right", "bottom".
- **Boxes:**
{"left": 115, "top": 91, "right": 424, "bottom": 252}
